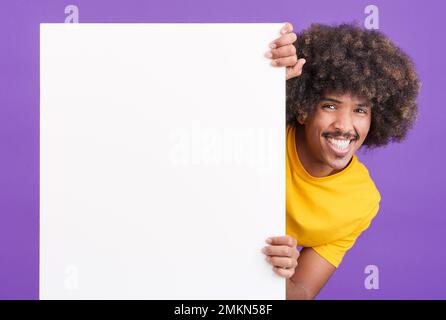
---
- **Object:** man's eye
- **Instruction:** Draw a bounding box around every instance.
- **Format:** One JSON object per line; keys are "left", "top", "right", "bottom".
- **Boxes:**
{"left": 355, "top": 108, "right": 368, "bottom": 114}
{"left": 322, "top": 105, "right": 336, "bottom": 110}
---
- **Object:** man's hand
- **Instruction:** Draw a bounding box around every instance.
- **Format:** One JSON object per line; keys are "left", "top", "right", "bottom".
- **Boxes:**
{"left": 262, "top": 235, "right": 300, "bottom": 278}
{"left": 266, "top": 22, "right": 306, "bottom": 80}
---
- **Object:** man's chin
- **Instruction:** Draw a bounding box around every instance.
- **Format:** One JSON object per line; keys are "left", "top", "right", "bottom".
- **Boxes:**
{"left": 328, "top": 156, "right": 353, "bottom": 170}
{"left": 322, "top": 152, "right": 354, "bottom": 172}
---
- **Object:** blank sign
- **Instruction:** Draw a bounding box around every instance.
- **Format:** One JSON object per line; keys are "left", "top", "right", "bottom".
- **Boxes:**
{"left": 40, "top": 23, "right": 285, "bottom": 299}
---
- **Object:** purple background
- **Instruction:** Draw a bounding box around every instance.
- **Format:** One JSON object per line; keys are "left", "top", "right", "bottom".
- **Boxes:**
{"left": 0, "top": 0, "right": 444, "bottom": 299}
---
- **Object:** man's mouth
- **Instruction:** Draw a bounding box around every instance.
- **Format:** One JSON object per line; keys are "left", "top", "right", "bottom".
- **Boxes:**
{"left": 324, "top": 136, "right": 355, "bottom": 156}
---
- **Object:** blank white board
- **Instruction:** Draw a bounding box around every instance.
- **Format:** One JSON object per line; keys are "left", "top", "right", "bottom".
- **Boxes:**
{"left": 40, "top": 23, "right": 285, "bottom": 299}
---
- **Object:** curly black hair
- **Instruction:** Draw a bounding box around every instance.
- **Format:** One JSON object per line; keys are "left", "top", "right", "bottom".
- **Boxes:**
{"left": 286, "top": 22, "right": 421, "bottom": 148}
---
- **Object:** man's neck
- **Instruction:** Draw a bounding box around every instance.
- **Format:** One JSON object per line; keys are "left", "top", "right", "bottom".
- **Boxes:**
{"left": 295, "top": 126, "right": 342, "bottom": 178}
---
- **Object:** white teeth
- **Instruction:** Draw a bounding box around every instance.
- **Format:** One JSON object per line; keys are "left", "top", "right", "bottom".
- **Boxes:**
{"left": 327, "top": 137, "right": 351, "bottom": 150}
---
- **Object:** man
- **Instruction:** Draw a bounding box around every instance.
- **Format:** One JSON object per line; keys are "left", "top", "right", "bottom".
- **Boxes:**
{"left": 263, "top": 22, "right": 420, "bottom": 299}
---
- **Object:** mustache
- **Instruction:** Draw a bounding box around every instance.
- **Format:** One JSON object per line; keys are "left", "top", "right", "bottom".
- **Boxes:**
{"left": 322, "top": 131, "right": 359, "bottom": 141}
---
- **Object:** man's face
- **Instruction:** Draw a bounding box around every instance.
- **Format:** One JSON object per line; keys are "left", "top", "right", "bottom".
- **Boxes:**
{"left": 299, "top": 91, "right": 372, "bottom": 172}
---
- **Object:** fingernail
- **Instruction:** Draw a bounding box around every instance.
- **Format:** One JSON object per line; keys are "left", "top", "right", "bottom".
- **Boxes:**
{"left": 265, "top": 51, "right": 273, "bottom": 59}
{"left": 266, "top": 238, "right": 272, "bottom": 244}
{"left": 271, "top": 60, "right": 277, "bottom": 66}
{"left": 270, "top": 43, "right": 276, "bottom": 49}
{"left": 281, "top": 28, "right": 287, "bottom": 34}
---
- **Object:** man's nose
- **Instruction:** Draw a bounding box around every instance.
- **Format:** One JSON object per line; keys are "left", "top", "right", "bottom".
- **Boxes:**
{"left": 333, "top": 112, "right": 354, "bottom": 135}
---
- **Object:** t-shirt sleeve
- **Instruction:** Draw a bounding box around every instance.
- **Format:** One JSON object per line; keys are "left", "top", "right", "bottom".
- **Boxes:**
{"left": 311, "top": 202, "right": 380, "bottom": 268}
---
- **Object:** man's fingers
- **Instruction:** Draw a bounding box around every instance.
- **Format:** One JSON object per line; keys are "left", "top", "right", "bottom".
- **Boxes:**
{"left": 269, "top": 32, "right": 297, "bottom": 49}
{"left": 262, "top": 245, "right": 297, "bottom": 257}
{"left": 266, "top": 256, "right": 298, "bottom": 269}
{"left": 266, "top": 44, "right": 296, "bottom": 60}
{"left": 286, "top": 58, "right": 306, "bottom": 80}
{"left": 273, "top": 266, "right": 295, "bottom": 278}
{"left": 266, "top": 236, "right": 298, "bottom": 248}
{"left": 280, "top": 22, "right": 294, "bottom": 35}
{"left": 271, "top": 55, "right": 298, "bottom": 67}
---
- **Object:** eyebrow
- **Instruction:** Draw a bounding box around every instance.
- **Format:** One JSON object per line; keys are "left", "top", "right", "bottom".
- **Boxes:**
{"left": 320, "top": 97, "right": 370, "bottom": 108}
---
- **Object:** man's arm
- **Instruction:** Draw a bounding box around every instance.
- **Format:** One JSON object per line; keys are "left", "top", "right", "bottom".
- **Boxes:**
{"left": 286, "top": 247, "right": 336, "bottom": 300}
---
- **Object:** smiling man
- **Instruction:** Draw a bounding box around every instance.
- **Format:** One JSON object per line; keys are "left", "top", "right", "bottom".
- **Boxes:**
{"left": 263, "top": 22, "right": 420, "bottom": 299}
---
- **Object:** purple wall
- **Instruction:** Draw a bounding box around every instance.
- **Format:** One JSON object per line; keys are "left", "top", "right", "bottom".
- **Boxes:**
{"left": 0, "top": 0, "right": 444, "bottom": 299}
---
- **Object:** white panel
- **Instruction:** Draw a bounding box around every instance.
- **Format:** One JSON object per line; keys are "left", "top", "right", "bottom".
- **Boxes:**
{"left": 40, "top": 23, "right": 285, "bottom": 299}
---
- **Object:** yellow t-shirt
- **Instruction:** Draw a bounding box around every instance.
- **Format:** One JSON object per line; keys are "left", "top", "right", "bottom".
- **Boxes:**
{"left": 286, "top": 125, "right": 381, "bottom": 268}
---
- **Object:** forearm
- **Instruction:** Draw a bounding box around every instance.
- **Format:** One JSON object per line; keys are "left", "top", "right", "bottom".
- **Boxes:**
{"left": 286, "top": 278, "right": 313, "bottom": 300}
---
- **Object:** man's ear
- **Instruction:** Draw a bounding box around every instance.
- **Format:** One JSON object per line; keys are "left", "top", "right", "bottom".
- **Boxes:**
{"left": 297, "top": 113, "right": 307, "bottom": 125}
